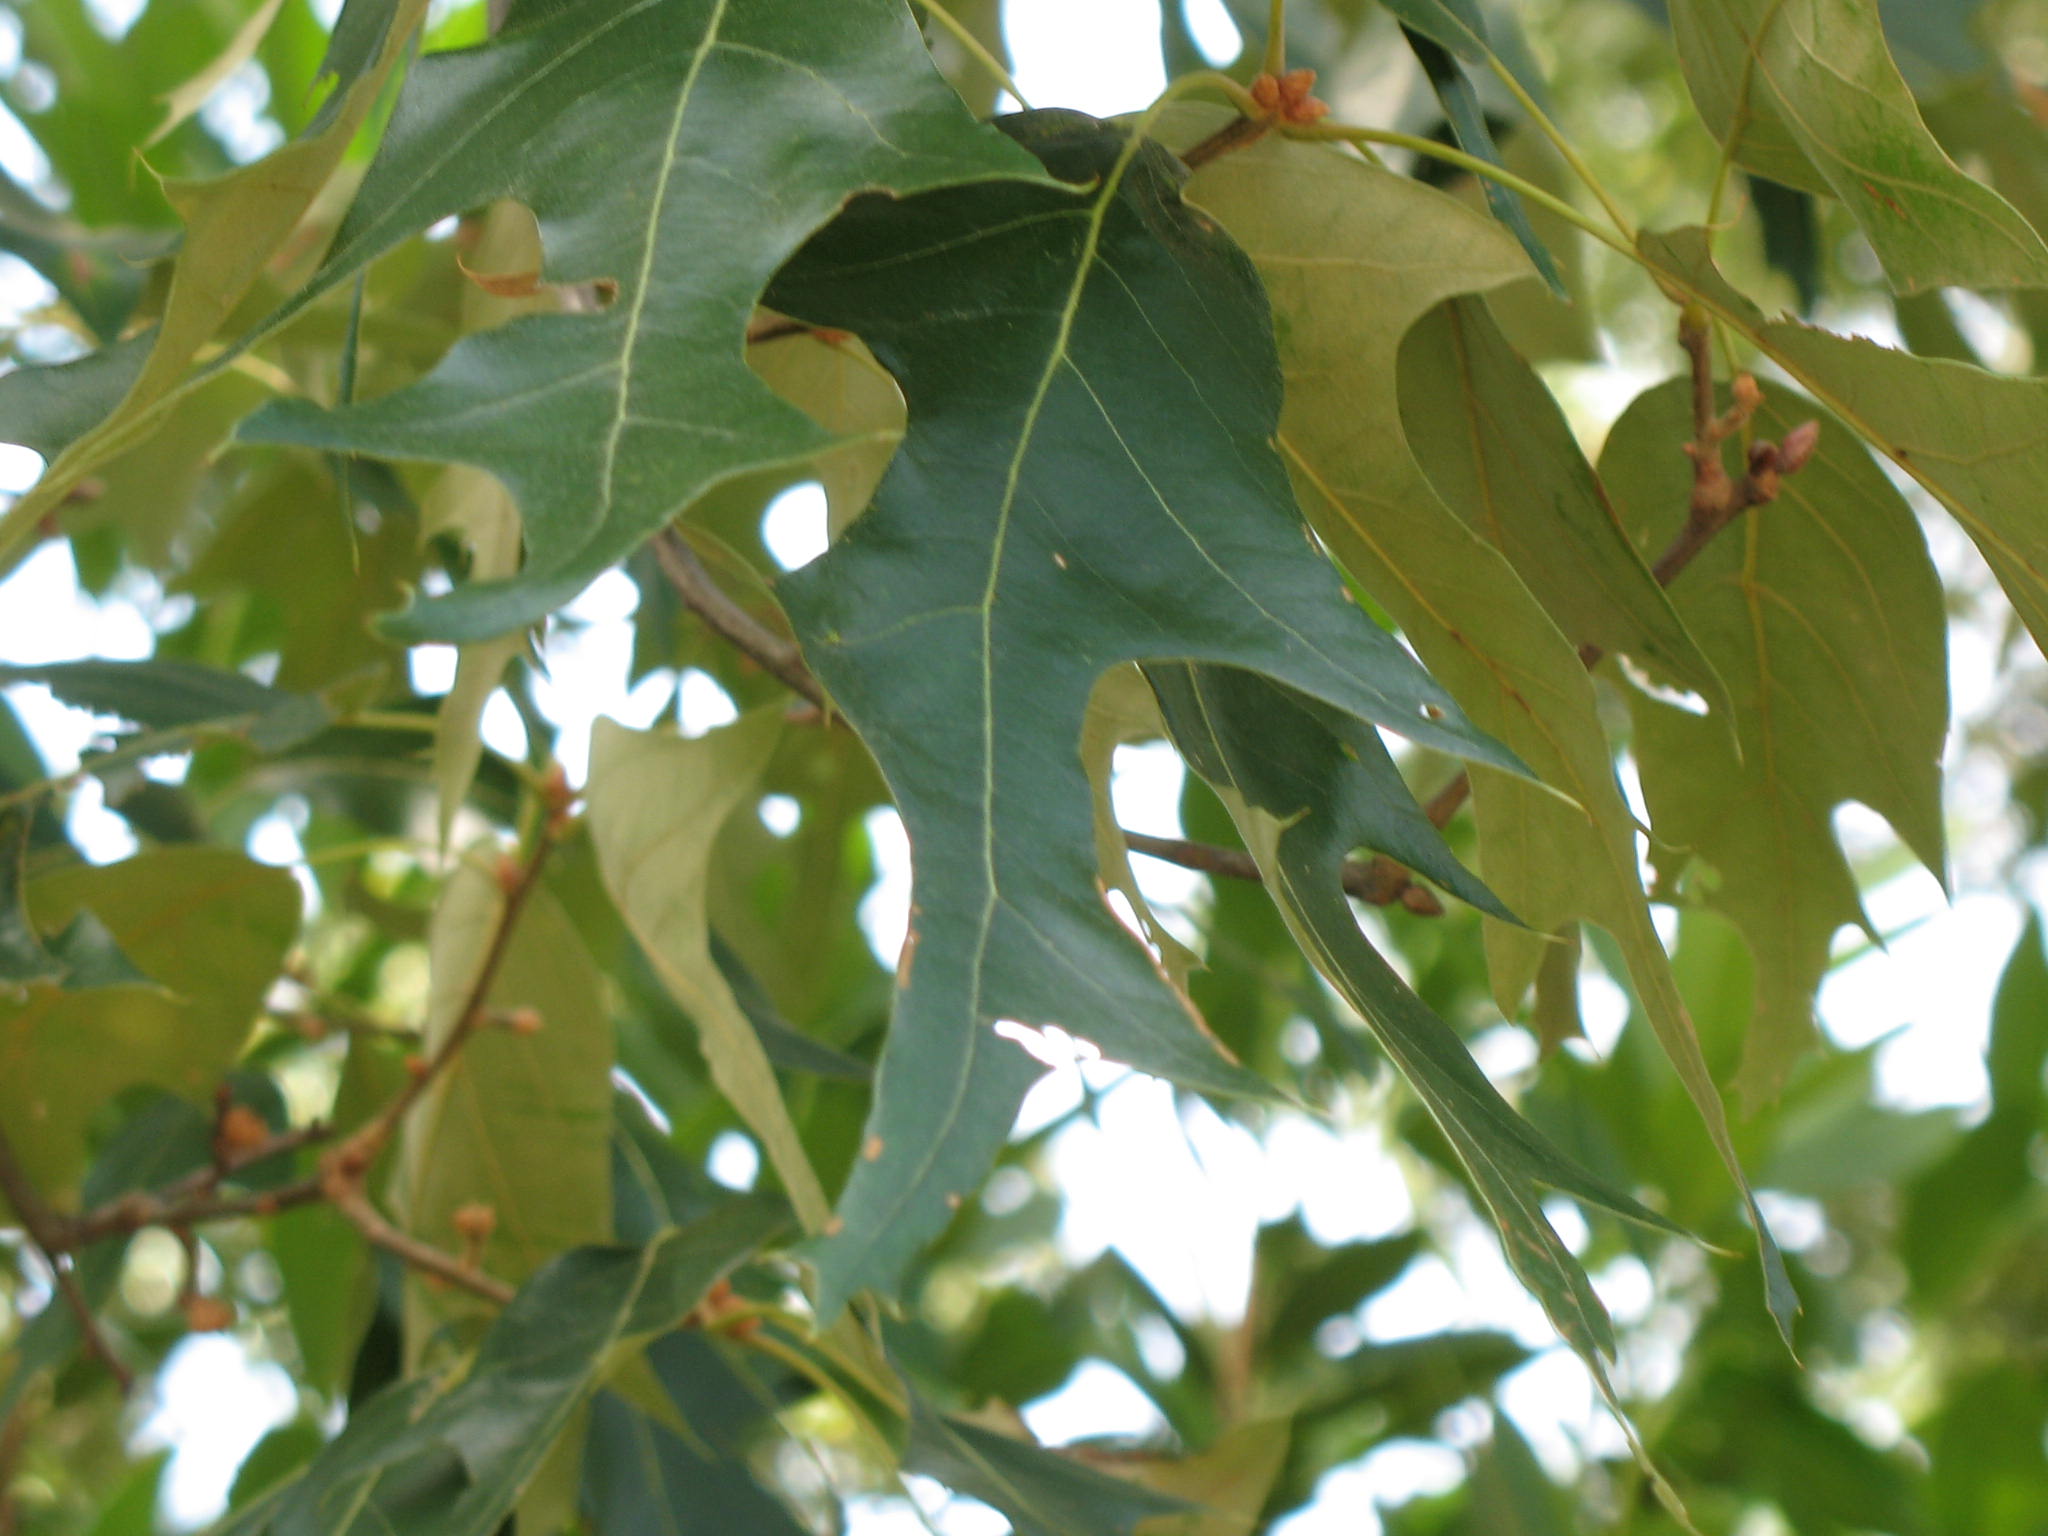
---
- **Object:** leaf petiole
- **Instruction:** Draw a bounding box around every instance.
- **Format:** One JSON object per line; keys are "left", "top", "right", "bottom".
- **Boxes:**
{"left": 906, "top": 0, "right": 1032, "bottom": 110}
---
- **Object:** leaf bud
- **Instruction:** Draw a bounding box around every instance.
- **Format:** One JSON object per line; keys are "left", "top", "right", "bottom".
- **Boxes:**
{"left": 216, "top": 1104, "right": 273, "bottom": 1157}
{"left": 1778, "top": 419, "right": 1820, "bottom": 475}
{"left": 452, "top": 1202, "right": 498, "bottom": 1243}
{"left": 182, "top": 1294, "right": 235, "bottom": 1333}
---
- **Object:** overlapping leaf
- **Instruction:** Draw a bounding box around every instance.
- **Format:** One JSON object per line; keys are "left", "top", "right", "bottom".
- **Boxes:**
{"left": 1600, "top": 377, "right": 1948, "bottom": 1105}
{"left": 762, "top": 109, "right": 1525, "bottom": 1315}
{"left": 212, "top": 1201, "right": 785, "bottom": 1536}
{"left": 1668, "top": 0, "right": 2048, "bottom": 293}
{"left": 0, "top": 0, "right": 431, "bottom": 569}
{"left": 0, "top": 848, "right": 297, "bottom": 1205}
{"left": 1150, "top": 662, "right": 1685, "bottom": 1468}
{"left": 1182, "top": 129, "right": 1797, "bottom": 1345}
{"left": 238, "top": 0, "right": 1047, "bottom": 643}
{"left": 0, "top": 658, "right": 330, "bottom": 753}
{"left": 1640, "top": 227, "right": 2048, "bottom": 663}
{"left": 397, "top": 852, "right": 615, "bottom": 1347}
{"left": 907, "top": 1400, "right": 1191, "bottom": 1536}
{"left": 587, "top": 712, "right": 830, "bottom": 1231}
{"left": 1396, "top": 296, "right": 1726, "bottom": 713}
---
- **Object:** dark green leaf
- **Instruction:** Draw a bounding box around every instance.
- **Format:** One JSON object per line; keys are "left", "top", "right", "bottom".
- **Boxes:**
{"left": 214, "top": 1201, "right": 785, "bottom": 1536}
{"left": 240, "top": 0, "right": 1046, "bottom": 642}
{"left": 0, "top": 659, "right": 330, "bottom": 752}
{"left": 766, "top": 109, "right": 1522, "bottom": 1316}
{"left": 907, "top": 1400, "right": 1191, "bottom": 1536}
{"left": 1749, "top": 176, "right": 1821, "bottom": 314}
{"left": 1402, "top": 29, "right": 1565, "bottom": 298}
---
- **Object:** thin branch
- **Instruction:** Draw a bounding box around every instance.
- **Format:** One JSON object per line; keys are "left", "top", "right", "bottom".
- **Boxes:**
{"left": 0, "top": 1119, "right": 131, "bottom": 1392}
{"left": 325, "top": 1182, "right": 514, "bottom": 1307}
{"left": 331, "top": 829, "right": 556, "bottom": 1168}
{"left": 651, "top": 529, "right": 828, "bottom": 711}
{"left": 1122, "top": 831, "right": 1444, "bottom": 915}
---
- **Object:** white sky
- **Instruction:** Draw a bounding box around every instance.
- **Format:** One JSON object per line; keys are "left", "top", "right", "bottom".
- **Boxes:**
{"left": 0, "top": 0, "right": 2032, "bottom": 1530}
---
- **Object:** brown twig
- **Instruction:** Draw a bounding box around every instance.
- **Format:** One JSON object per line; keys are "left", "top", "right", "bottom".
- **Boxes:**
{"left": 1122, "top": 831, "right": 1443, "bottom": 914}
{"left": 0, "top": 1120, "right": 131, "bottom": 1392}
{"left": 652, "top": 529, "right": 829, "bottom": 712}
{"left": 304, "top": 822, "right": 557, "bottom": 1309}
{"left": 35, "top": 831, "right": 558, "bottom": 1321}
{"left": 325, "top": 1182, "right": 514, "bottom": 1307}
{"left": 46, "top": 1120, "right": 330, "bottom": 1254}
{"left": 1179, "top": 69, "right": 1328, "bottom": 171}
{"left": 1182, "top": 115, "right": 1272, "bottom": 170}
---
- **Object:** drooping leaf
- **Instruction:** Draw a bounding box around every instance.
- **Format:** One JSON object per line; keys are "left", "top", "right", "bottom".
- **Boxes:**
{"left": 1600, "top": 376, "right": 1948, "bottom": 1105}
{"left": 215, "top": 1201, "right": 785, "bottom": 1536}
{"left": 425, "top": 464, "right": 524, "bottom": 843}
{"left": 238, "top": 0, "right": 1048, "bottom": 643}
{"left": 1150, "top": 661, "right": 1685, "bottom": 1406}
{"left": 424, "top": 202, "right": 559, "bottom": 843}
{"left": 0, "top": 658, "right": 330, "bottom": 753}
{"left": 1396, "top": 296, "right": 1725, "bottom": 713}
{"left": 396, "top": 853, "right": 615, "bottom": 1348}
{"left": 587, "top": 712, "right": 830, "bottom": 1231}
{"left": 907, "top": 1400, "right": 1192, "bottom": 1536}
{"left": 764, "top": 108, "right": 1525, "bottom": 1316}
{"left": 1184, "top": 129, "right": 1797, "bottom": 1349}
{"left": 147, "top": 0, "right": 292, "bottom": 149}
{"left": 0, "top": 0, "right": 432, "bottom": 567}
{"left": 1639, "top": 227, "right": 2048, "bottom": 667}
{"left": 1667, "top": 0, "right": 2048, "bottom": 293}
{"left": 0, "top": 848, "right": 298, "bottom": 1206}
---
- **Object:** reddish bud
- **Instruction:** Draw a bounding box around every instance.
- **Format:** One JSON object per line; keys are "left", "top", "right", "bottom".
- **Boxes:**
{"left": 451, "top": 1202, "right": 497, "bottom": 1242}
{"left": 182, "top": 1294, "right": 235, "bottom": 1333}
{"left": 216, "top": 1104, "right": 273, "bottom": 1156}
{"left": 1778, "top": 419, "right": 1820, "bottom": 475}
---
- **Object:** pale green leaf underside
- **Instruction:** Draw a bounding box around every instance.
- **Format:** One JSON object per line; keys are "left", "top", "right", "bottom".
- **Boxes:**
{"left": 211, "top": 1203, "right": 785, "bottom": 1536}
{"left": 1186, "top": 134, "right": 1798, "bottom": 1347}
{"left": 1397, "top": 296, "right": 1729, "bottom": 720}
{"left": 587, "top": 713, "right": 831, "bottom": 1231}
{"left": 1641, "top": 228, "right": 2048, "bottom": 670}
{"left": 239, "top": 0, "right": 1048, "bottom": 643}
{"left": 0, "top": 849, "right": 299, "bottom": 1207}
{"left": 399, "top": 853, "right": 615, "bottom": 1350}
{"left": 1670, "top": 0, "right": 2048, "bottom": 293}
{"left": 1602, "top": 377, "right": 1948, "bottom": 1106}
{"left": 0, "top": 0, "right": 430, "bottom": 568}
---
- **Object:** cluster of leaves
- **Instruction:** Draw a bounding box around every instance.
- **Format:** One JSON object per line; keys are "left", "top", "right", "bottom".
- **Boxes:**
{"left": 2, "top": 0, "right": 2047, "bottom": 1531}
